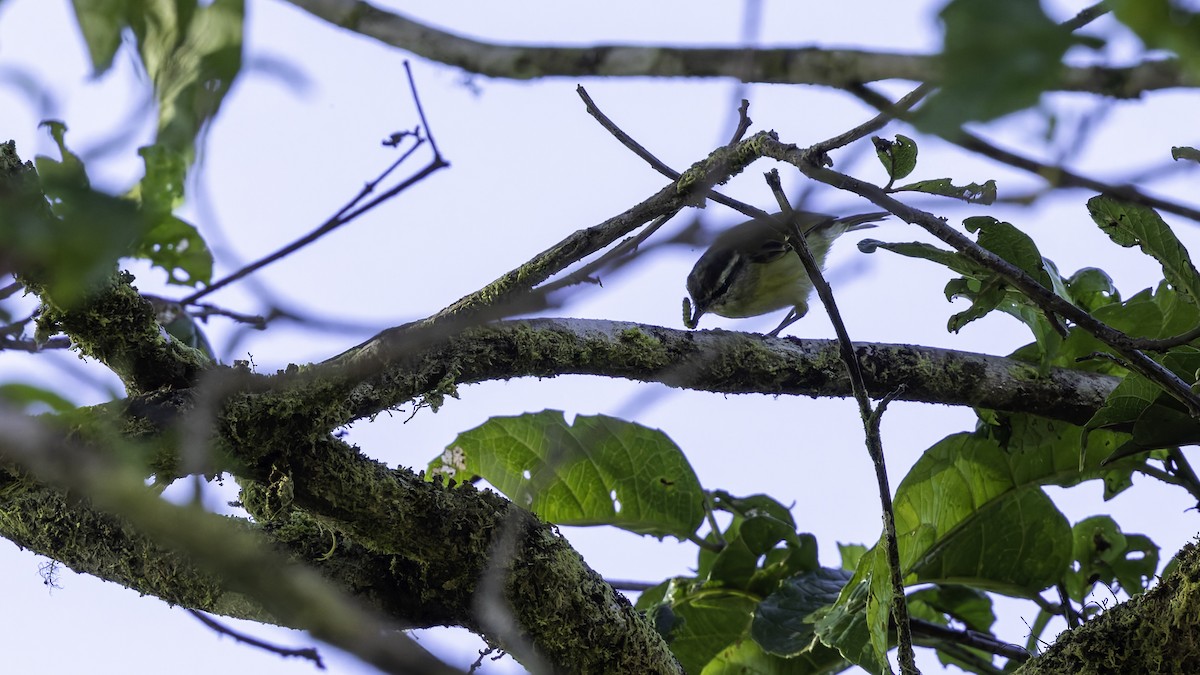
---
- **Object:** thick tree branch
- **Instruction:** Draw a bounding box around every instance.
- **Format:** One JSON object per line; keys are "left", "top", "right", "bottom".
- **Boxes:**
{"left": 279, "top": 0, "right": 1190, "bottom": 97}
{"left": 298, "top": 318, "right": 1117, "bottom": 427}
{"left": 0, "top": 409, "right": 462, "bottom": 675}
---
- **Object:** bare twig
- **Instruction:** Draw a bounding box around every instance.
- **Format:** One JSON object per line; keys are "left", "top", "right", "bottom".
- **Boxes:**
{"left": 910, "top": 618, "right": 1029, "bottom": 663}
{"left": 182, "top": 62, "right": 449, "bottom": 306}
{"left": 1061, "top": 2, "right": 1110, "bottom": 32}
{"left": 808, "top": 83, "right": 934, "bottom": 159}
{"left": 764, "top": 169, "right": 917, "bottom": 674}
{"left": 189, "top": 609, "right": 325, "bottom": 669}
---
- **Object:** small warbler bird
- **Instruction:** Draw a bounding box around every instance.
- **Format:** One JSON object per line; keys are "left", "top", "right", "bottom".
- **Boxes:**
{"left": 683, "top": 210, "right": 887, "bottom": 336}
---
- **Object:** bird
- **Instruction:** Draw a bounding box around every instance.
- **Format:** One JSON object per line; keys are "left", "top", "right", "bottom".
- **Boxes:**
{"left": 684, "top": 210, "right": 887, "bottom": 336}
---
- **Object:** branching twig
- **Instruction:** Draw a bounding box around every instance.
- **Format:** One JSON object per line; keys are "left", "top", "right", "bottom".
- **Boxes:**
{"left": 808, "top": 83, "right": 933, "bottom": 159}
{"left": 764, "top": 169, "right": 918, "bottom": 674}
{"left": 182, "top": 62, "right": 448, "bottom": 306}
{"left": 755, "top": 135, "right": 1200, "bottom": 416}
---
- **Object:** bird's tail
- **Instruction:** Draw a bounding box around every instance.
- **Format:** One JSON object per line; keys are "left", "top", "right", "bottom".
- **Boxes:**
{"left": 806, "top": 211, "right": 890, "bottom": 236}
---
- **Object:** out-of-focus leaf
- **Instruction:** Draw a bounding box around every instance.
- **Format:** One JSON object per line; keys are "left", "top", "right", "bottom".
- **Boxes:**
{"left": 917, "top": 0, "right": 1075, "bottom": 132}
{"left": 429, "top": 410, "right": 705, "bottom": 539}
{"left": 1110, "top": 0, "right": 1200, "bottom": 75}
{"left": 70, "top": 0, "right": 127, "bottom": 75}
{"left": 0, "top": 383, "right": 76, "bottom": 413}
{"left": 135, "top": 213, "right": 213, "bottom": 286}
{"left": 4, "top": 128, "right": 148, "bottom": 306}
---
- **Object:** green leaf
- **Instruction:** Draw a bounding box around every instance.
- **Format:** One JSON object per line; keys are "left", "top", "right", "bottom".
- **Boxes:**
{"left": 857, "top": 239, "right": 985, "bottom": 278}
{"left": 1087, "top": 196, "right": 1200, "bottom": 306}
{"left": 701, "top": 637, "right": 846, "bottom": 675}
{"left": 133, "top": 0, "right": 245, "bottom": 154}
{"left": 917, "top": 0, "right": 1075, "bottom": 132}
{"left": 0, "top": 383, "right": 76, "bottom": 414}
{"left": 873, "top": 134, "right": 918, "bottom": 183}
{"left": 710, "top": 491, "right": 798, "bottom": 529}
{"left": 668, "top": 590, "right": 758, "bottom": 675}
{"left": 864, "top": 548, "right": 893, "bottom": 671}
{"left": 894, "top": 178, "right": 997, "bottom": 205}
{"left": 7, "top": 127, "right": 149, "bottom": 305}
{"left": 811, "top": 576, "right": 891, "bottom": 675}
{"left": 135, "top": 214, "right": 213, "bottom": 286}
{"left": 1109, "top": 0, "right": 1200, "bottom": 76}
{"left": 708, "top": 515, "right": 811, "bottom": 590}
{"left": 906, "top": 585, "right": 995, "bottom": 633}
{"left": 752, "top": 568, "right": 852, "bottom": 657}
{"left": 429, "top": 411, "right": 705, "bottom": 539}
{"left": 1066, "top": 267, "right": 1119, "bottom": 312}
{"left": 838, "top": 543, "right": 868, "bottom": 572}
{"left": 1065, "top": 516, "right": 1159, "bottom": 601}
{"left": 892, "top": 433, "right": 1071, "bottom": 595}
{"left": 69, "top": 0, "right": 127, "bottom": 75}
{"left": 1172, "top": 146, "right": 1200, "bottom": 163}
{"left": 965, "top": 216, "right": 1054, "bottom": 289}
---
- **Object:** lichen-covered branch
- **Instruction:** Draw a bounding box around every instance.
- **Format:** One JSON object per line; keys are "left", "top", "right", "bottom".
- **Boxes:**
{"left": 280, "top": 0, "right": 1189, "bottom": 98}
{"left": 301, "top": 318, "right": 1117, "bottom": 428}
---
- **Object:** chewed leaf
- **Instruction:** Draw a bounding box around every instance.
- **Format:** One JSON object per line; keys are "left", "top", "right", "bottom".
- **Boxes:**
{"left": 895, "top": 178, "right": 997, "bottom": 204}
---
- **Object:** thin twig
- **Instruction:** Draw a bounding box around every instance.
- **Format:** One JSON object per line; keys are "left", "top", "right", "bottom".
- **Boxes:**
{"left": 576, "top": 86, "right": 774, "bottom": 222}
{"left": 1061, "top": 2, "right": 1110, "bottom": 32}
{"left": 189, "top": 609, "right": 326, "bottom": 669}
{"left": 0, "top": 280, "right": 21, "bottom": 300}
{"left": 182, "top": 62, "right": 449, "bottom": 305}
{"left": 910, "top": 618, "right": 1029, "bottom": 662}
{"left": 758, "top": 135, "right": 1200, "bottom": 416}
{"left": 764, "top": 169, "right": 918, "bottom": 675}
{"left": 846, "top": 83, "right": 1200, "bottom": 224}
{"left": 726, "top": 99, "right": 753, "bottom": 146}
{"left": 809, "top": 83, "right": 934, "bottom": 159}
{"left": 605, "top": 579, "right": 660, "bottom": 592}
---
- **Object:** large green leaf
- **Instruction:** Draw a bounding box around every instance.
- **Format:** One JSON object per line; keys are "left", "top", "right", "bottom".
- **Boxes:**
{"left": 1087, "top": 196, "right": 1200, "bottom": 306}
{"left": 429, "top": 410, "right": 705, "bottom": 539}
{"left": 70, "top": 0, "right": 128, "bottom": 75}
{"left": 816, "top": 415, "right": 1140, "bottom": 672}
{"left": 753, "top": 568, "right": 852, "bottom": 657}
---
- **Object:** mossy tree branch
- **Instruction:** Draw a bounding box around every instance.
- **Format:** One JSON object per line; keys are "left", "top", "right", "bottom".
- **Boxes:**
{"left": 279, "top": 0, "right": 1190, "bottom": 97}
